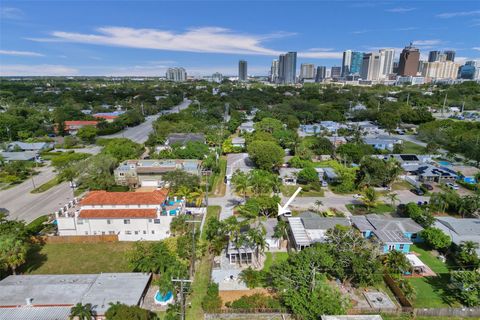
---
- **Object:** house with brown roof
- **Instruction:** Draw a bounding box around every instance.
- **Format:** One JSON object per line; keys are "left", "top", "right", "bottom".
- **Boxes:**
{"left": 55, "top": 189, "right": 184, "bottom": 241}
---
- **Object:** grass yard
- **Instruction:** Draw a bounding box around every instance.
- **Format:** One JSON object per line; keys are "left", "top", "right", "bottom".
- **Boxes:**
{"left": 31, "top": 176, "right": 62, "bottom": 193}
{"left": 186, "top": 206, "right": 221, "bottom": 320}
{"left": 262, "top": 252, "right": 289, "bottom": 272}
{"left": 391, "top": 180, "right": 412, "bottom": 191}
{"left": 402, "top": 141, "right": 426, "bottom": 154}
{"left": 407, "top": 244, "right": 459, "bottom": 308}
{"left": 21, "top": 242, "right": 135, "bottom": 274}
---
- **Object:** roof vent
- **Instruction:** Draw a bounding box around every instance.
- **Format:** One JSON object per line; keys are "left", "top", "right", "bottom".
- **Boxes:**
{"left": 25, "top": 297, "right": 33, "bottom": 306}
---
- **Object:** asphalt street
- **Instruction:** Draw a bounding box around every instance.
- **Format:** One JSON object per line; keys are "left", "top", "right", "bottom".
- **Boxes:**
{"left": 1, "top": 99, "right": 192, "bottom": 223}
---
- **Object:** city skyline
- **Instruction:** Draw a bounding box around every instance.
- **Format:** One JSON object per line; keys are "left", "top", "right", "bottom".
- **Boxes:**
{"left": 1, "top": 1, "right": 480, "bottom": 76}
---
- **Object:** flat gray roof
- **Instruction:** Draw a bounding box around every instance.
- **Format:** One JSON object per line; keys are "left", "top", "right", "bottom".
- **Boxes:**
{"left": 0, "top": 306, "right": 71, "bottom": 320}
{"left": 288, "top": 217, "right": 311, "bottom": 247}
{"left": 0, "top": 273, "right": 151, "bottom": 315}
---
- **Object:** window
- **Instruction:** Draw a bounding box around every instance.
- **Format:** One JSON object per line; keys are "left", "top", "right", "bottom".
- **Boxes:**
{"left": 411, "top": 233, "right": 417, "bottom": 239}
{"left": 148, "top": 219, "right": 152, "bottom": 223}
{"left": 137, "top": 205, "right": 141, "bottom": 208}
{"left": 77, "top": 219, "right": 83, "bottom": 225}
{"left": 107, "top": 219, "right": 111, "bottom": 224}
{"left": 134, "top": 231, "right": 139, "bottom": 235}
{"left": 154, "top": 219, "right": 161, "bottom": 224}
{"left": 388, "top": 244, "right": 395, "bottom": 251}
{"left": 399, "top": 244, "right": 405, "bottom": 250}
{"left": 151, "top": 230, "right": 155, "bottom": 234}
{"left": 84, "top": 231, "right": 89, "bottom": 235}
{"left": 124, "top": 219, "right": 130, "bottom": 224}
{"left": 101, "top": 231, "right": 105, "bottom": 235}
{"left": 108, "top": 231, "right": 115, "bottom": 235}
{"left": 93, "top": 231, "right": 97, "bottom": 235}
{"left": 119, "top": 172, "right": 125, "bottom": 176}
{"left": 125, "top": 231, "right": 132, "bottom": 235}
{"left": 143, "top": 230, "right": 147, "bottom": 234}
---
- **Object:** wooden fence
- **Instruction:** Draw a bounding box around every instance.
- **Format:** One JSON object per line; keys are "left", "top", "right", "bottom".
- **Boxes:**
{"left": 46, "top": 234, "right": 118, "bottom": 244}
{"left": 383, "top": 274, "right": 413, "bottom": 308}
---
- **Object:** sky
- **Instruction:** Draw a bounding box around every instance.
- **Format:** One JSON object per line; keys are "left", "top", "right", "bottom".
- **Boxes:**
{"left": 1, "top": 0, "right": 479, "bottom": 76}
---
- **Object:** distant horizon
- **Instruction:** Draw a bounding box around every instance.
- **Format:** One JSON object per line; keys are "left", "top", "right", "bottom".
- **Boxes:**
{"left": 1, "top": 1, "right": 480, "bottom": 76}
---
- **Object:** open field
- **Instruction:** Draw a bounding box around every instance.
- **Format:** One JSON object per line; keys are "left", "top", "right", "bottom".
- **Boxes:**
{"left": 21, "top": 242, "right": 134, "bottom": 274}
{"left": 402, "top": 141, "right": 427, "bottom": 154}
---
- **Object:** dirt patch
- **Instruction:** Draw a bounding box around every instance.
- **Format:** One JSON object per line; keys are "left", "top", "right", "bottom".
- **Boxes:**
{"left": 219, "top": 288, "right": 271, "bottom": 306}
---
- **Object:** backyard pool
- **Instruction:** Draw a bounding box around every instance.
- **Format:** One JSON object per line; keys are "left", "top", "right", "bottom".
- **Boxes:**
{"left": 437, "top": 160, "right": 452, "bottom": 166}
{"left": 154, "top": 290, "right": 173, "bottom": 305}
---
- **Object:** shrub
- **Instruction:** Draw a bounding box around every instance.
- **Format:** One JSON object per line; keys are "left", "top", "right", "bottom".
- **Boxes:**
{"left": 227, "top": 293, "right": 282, "bottom": 310}
{"left": 421, "top": 227, "right": 452, "bottom": 251}
{"left": 239, "top": 267, "right": 265, "bottom": 289}
{"left": 201, "top": 282, "right": 222, "bottom": 312}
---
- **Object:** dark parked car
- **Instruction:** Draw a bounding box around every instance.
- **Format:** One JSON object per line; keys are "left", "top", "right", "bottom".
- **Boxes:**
{"left": 421, "top": 183, "right": 433, "bottom": 191}
{"left": 410, "top": 188, "right": 425, "bottom": 196}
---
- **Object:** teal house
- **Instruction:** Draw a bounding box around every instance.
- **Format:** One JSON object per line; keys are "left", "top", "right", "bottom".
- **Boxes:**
{"left": 352, "top": 214, "right": 424, "bottom": 254}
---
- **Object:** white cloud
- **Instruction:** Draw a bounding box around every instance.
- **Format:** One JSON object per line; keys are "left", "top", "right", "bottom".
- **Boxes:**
{"left": 386, "top": 7, "right": 415, "bottom": 13}
{"left": 395, "top": 27, "right": 418, "bottom": 31}
{"left": 413, "top": 39, "right": 443, "bottom": 46}
{"left": 0, "top": 7, "right": 24, "bottom": 20}
{"left": 298, "top": 50, "right": 343, "bottom": 59}
{"left": 0, "top": 64, "right": 78, "bottom": 76}
{"left": 473, "top": 47, "right": 480, "bottom": 51}
{"left": 0, "top": 50, "right": 44, "bottom": 57}
{"left": 29, "top": 26, "right": 284, "bottom": 56}
{"left": 436, "top": 10, "right": 480, "bottom": 18}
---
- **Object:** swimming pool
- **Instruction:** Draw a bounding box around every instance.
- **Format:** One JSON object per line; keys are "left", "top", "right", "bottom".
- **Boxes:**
{"left": 437, "top": 160, "right": 452, "bottom": 166}
{"left": 154, "top": 290, "right": 173, "bottom": 305}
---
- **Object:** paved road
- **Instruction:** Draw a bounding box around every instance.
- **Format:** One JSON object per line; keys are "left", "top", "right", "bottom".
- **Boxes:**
{"left": 101, "top": 99, "right": 191, "bottom": 143}
{"left": 1, "top": 99, "right": 192, "bottom": 223}
{"left": 0, "top": 165, "right": 73, "bottom": 223}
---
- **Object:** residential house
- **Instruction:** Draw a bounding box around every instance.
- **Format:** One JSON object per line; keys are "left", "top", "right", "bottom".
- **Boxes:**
{"left": 300, "top": 122, "right": 346, "bottom": 135}
{"left": 114, "top": 159, "right": 202, "bottom": 188}
{"left": 231, "top": 137, "right": 246, "bottom": 148}
{"left": 238, "top": 121, "right": 255, "bottom": 133}
{"left": 323, "top": 167, "right": 340, "bottom": 183}
{"left": 352, "top": 214, "right": 423, "bottom": 253}
{"left": 363, "top": 136, "right": 402, "bottom": 151}
{"left": 261, "top": 218, "right": 281, "bottom": 250}
{"left": 56, "top": 189, "right": 184, "bottom": 241}
{"left": 7, "top": 141, "right": 53, "bottom": 152}
{"left": 288, "top": 212, "right": 351, "bottom": 251}
{"left": 93, "top": 111, "right": 125, "bottom": 122}
{"left": 279, "top": 168, "right": 301, "bottom": 185}
{"left": 0, "top": 151, "right": 39, "bottom": 162}
{"left": 63, "top": 120, "right": 99, "bottom": 135}
{"left": 349, "top": 121, "right": 381, "bottom": 135}
{"left": 404, "top": 164, "right": 458, "bottom": 183}
{"left": 326, "top": 136, "right": 347, "bottom": 148}
{"left": 0, "top": 273, "right": 151, "bottom": 320}
{"left": 374, "top": 154, "right": 434, "bottom": 170}
{"left": 434, "top": 217, "right": 480, "bottom": 256}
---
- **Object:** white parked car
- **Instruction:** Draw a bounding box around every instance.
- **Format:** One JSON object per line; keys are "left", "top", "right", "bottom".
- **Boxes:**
{"left": 446, "top": 183, "right": 460, "bottom": 190}
{"left": 353, "top": 194, "right": 362, "bottom": 199}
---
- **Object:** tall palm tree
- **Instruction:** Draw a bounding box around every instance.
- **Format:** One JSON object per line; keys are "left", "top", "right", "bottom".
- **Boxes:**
{"left": 247, "top": 226, "right": 269, "bottom": 264}
{"left": 0, "top": 235, "right": 28, "bottom": 275}
{"left": 314, "top": 199, "right": 324, "bottom": 213}
{"left": 231, "top": 170, "right": 249, "bottom": 200}
{"left": 361, "top": 187, "right": 378, "bottom": 212}
{"left": 70, "top": 303, "right": 93, "bottom": 320}
{"left": 386, "top": 192, "right": 400, "bottom": 209}
{"left": 273, "top": 220, "right": 288, "bottom": 240}
{"left": 175, "top": 185, "right": 190, "bottom": 200}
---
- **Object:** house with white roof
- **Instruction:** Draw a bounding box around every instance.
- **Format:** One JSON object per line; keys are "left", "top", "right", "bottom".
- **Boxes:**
{"left": 434, "top": 217, "right": 480, "bottom": 256}
{"left": 56, "top": 189, "right": 184, "bottom": 241}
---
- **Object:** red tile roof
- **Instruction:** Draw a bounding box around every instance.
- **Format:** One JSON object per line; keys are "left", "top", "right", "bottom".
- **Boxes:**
{"left": 64, "top": 120, "right": 99, "bottom": 127}
{"left": 78, "top": 209, "right": 158, "bottom": 219}
{"left": 80, "top": 189, "right": 168, "bottom": 206}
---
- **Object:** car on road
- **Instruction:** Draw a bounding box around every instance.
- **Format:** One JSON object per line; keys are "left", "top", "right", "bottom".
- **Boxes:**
{"left": 421, "top": 183, "right": 434, "bottom": 191}
{"left": 446, "top": 182, "right": 460, "bottom": 190}
{"left": 410, "top": 188, "right": 425, "bottom": 196}
{"left": 353, "top": 194, "right": 362, "bottom": 199}
{"left": 321, "top": 181, "right": 328, "bottom": 187}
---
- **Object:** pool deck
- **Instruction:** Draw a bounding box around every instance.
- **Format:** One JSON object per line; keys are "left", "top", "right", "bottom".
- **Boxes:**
{"left": 142, "top": 284, "right": 170, "bottom": 311}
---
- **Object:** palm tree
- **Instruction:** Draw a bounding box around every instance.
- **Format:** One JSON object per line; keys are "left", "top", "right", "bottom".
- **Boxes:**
{"left": 0, "top": 235, "right": 28, "bottom": 275}
{"left": 176, "top": 185, "right": 190, "bottom": 201}
{"left": 314, "top": 199, "right": 324, "bottom": 213}
{"left": 273, "top": 220, "right": 288, "bottom": 240}
{"left": 231, "top": 170, "right": 249, "bottom": 200}
{"left": 247, "top": 226, "right": 269, "bottom": 264}
{"left": 386, "top": 192, "right": 400, "bottom": 209}
{"left": 70, "top": 303, "right": 93, "bottom": 320}
{"left": 459, "top": 241, "right": 479, "bottom": 256}
{"left": 361, "top": 187, "right": 378, "bottom": 212}
{"left": 383, "top": 250, "right": 411, "bottom": 275}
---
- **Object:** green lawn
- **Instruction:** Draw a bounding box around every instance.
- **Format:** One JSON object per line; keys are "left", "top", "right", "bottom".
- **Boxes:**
{"left": 187, "top": 206, "right": 221, "bottom": 320}
{"left": 31, "top": 176, "right": 61, "bottom": 193}
{"left": 407, "top": 244, "right": 459, "bottom": 308}
{"left": 262, "top": 252, "right": 289, "bottom": 272}
{"left": 21, "top": 242, "right": 135, "bottom": 274}
{"left": 402, "top": 141, "right": 426, "bottom": 154}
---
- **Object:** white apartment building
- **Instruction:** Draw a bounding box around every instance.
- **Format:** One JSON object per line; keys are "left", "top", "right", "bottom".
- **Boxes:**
{"left": 379, "top": 49, "right": 395, "bottom": 79}
{"left": 56, "top": 189, "right": 184, "bottom": 241}
{"left": 422, "top": 61, "right": 460, "bottom": 80}
{"left": 300, "top": 63, "right": 316, "bottom": 80}
{"left": 166, "top": 67, "right": 187, "bottom": 82}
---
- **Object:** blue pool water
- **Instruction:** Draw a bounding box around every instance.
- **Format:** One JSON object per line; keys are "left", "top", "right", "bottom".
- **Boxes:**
{"left": 438, "top": 160, "right": 452, "bottom": 166}
{"left": 155, "top": 291, "right": 173, "bottom": 303}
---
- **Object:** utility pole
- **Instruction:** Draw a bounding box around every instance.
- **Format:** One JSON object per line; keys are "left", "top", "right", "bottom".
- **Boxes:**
{"left": 185, "top": 219, "right": 201, "bottom": 277}
{"left": 406, "top": 92, "right": 410, "bottom": 106}
{"left": 442, "top": 93, "right": 448, "bottom": 118}
{"left": 171, "top": 278, "right": 192, "bottom": 320}
{"left": 461, "top": 100, "right": 465, "bottom": 113}
{"left": 202, "top": 169, "right": 212, "bottom": 207}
